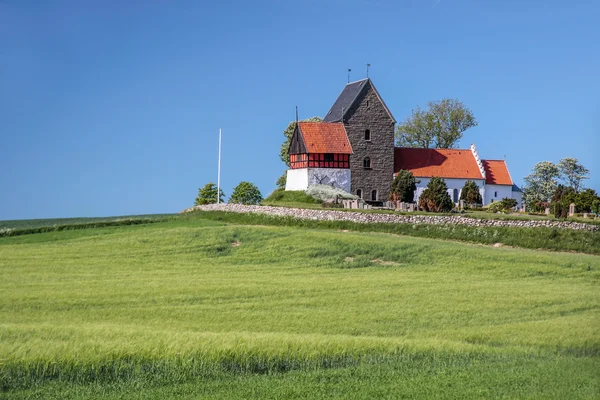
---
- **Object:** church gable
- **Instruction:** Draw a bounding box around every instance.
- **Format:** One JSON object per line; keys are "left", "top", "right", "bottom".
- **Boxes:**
{"left": 323, "top": 79, "right": 395, "bottom": 124}
{"left": 288, "top": 124, "right": 307, "bottom": 155}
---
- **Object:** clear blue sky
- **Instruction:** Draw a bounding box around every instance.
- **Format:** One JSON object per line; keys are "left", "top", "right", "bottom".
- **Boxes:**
{"left": 1, "top": 0, "right": 598, "bottom": 220}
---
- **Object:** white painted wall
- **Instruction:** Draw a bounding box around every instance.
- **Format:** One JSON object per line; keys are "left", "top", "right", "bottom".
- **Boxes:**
{"left": 285, "top": 169, "right": 309, "bottom": 191}
{"left": 512, "top": 189, "right": 523, "bottom": 208}
{"left": 286, "top": 168, "right": 351, "bottom": 193}
{"left": 414, "top": 177, "right": 485, "bottom": 205}
{"left": 484, "top": 184, "right": 514, "bottom": 205}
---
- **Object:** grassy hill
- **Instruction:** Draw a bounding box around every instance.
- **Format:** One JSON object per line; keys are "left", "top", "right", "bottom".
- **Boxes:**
{"left": 1, "top": 214, "right": 599, "bottom": 398}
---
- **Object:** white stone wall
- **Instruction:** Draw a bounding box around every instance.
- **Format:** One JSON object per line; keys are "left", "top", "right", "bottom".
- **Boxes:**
{"left": 485, "top": 184, "right": 514, "bottom": 205}
{"left": 415, "top": 177, "right": 486, "bottom": 205}
{"left": 286, "top": 168, "right": 351, "bottom": 193}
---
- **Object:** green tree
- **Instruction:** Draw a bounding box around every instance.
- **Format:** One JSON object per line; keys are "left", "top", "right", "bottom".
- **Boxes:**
{"left": 194, "top": 182, "right": 225, "bottom": 205}
{"left": 591, "top": 198, "right": 600, "bottom": 215}
{"left": 418, "top": 177, "right": 454, "bottom": 212}
{"left": 389, "top": 170, "right": 418, "bottom": 202}
{"left": 279, "top": 116, "right": 322, "bottom": 167}
{"left": 557, "top": 157, "right": 589, "bottom": 192}
{"left": 522, "top": 161, "right": 560, "bottom": 210}
{"left": 395, "top": 98, "right": 477, "bottom": 148}
{"left": 575, "top": 188, "right": 599, "bottom": 213}
{"left": 551, "top": 185, "right": 576, "bottom": 219}
{"left": 276, "top": 172, "right": 287, "bottom": 189}
{"left": 459, "top": 180, "right": 482, "bottom": 206}
{"left": 229, "top": 181, "right": 263, "bottom": 205}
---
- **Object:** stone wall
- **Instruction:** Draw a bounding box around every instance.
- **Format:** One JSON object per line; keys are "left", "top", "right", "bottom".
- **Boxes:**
{"left": 183, "top": 204, "right": 598, "bottom": 232}
{"left": 345, "top": 82, "right": 395, "bottom": 201}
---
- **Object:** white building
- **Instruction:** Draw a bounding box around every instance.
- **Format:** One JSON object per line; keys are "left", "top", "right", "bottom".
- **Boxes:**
{"left": 394, "top": 144, "right": 522, "bottom": 207}
{"left": 285, "top": 122, "right": 353, "bottom": 193}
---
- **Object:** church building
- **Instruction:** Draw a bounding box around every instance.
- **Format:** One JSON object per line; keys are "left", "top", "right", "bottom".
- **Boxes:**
{"left": 285, "top": 78, "right": 522, "bottom": 207}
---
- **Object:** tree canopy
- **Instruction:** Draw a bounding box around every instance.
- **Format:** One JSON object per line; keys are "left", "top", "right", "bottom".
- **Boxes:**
{"left": 229, "top": 181, "right": 263, "bottom": 205}
{"left": 279, "top": 116, "right": 322, "bottom": 167}
{"left": 557, "top": 157, "right": 589, "bottom": 192}
{"left": 522, "top": 158, "right": 591, "bottom": 211}
{"left": 389, "top": 170, "right": 417, "bottom": 203}
{"left": 460, "top": 180, "right": 482, "bottom": 206}
{"left": 395, "top": 98, "right": 477, "bottom": 148}
{"left": 522, "top": 161, "right": 560, "bottom": 210}
{"left": 418, "top": 177, "right": 453, "bottom": 212}
{"left": 194, "top": 183, "right": 225, "bottom": 205}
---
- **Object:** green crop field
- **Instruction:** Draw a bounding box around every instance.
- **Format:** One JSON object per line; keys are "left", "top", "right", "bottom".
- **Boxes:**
{"left": 1, "top": 214, "right": 599, "bottom": 399}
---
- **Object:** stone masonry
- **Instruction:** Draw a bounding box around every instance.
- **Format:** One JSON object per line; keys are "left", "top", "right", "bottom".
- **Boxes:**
{"left": 183, "top": 204, "right": 598, "bottom": 232}
{"left": 344, "top": 82, "right": 395, "bottom": 202}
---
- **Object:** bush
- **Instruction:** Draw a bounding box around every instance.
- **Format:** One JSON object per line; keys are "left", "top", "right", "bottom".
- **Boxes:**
{"left": 195, "top": 183, "right": 225, "bottom": 205}
{"left": 306, "top": 185, "right": 357, "bottom": 202}
{"left": 418, "top": 177, "right": 453, "bottom": 212}
{"left": 487, "top": 198, "right": 518, "bottom": 213}
{"left": 229, "top": 181, "right": 263, "bottom": 205}
{"left": 389, "top": 170, "right": 417, "bottom": 203}
{"left": 460, "top": 180, "right": 482, "bottom": 206}
{"left": 263, "top": 189, "right": 319, "bottom": 204}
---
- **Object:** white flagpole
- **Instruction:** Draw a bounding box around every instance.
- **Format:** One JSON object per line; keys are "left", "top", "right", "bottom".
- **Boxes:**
{"left": 217, "top": 128, "right": 222, "bottom": 204}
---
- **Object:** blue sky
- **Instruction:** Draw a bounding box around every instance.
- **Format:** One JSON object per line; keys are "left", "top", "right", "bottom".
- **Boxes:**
{"left": 1, "top": 0, "right": 598, "bottom": 220}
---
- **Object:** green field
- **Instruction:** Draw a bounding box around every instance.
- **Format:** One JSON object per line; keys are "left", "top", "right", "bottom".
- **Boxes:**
{"left": 1, "top": 214, "right": 599, "bottom": 398}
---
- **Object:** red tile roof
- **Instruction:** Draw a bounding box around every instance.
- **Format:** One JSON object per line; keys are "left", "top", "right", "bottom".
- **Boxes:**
{"left": 482, "top": 160, "right": 513, "bottom": 185}
{"left": 298, "top": 122, "right": 353, "bottom": 154}
{"left": 394, "top": 148, "right": 484, "bottom": 180}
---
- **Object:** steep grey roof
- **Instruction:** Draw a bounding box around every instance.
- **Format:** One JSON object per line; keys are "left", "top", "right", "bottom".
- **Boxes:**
{"left": 323, "top": 78, "right": 395, "bottom": 123}
{"left": 512, "top": 184, "right": 522, "bottom": 193}
{"left": 323, "top": 79, "right": 369, "bottom": 122}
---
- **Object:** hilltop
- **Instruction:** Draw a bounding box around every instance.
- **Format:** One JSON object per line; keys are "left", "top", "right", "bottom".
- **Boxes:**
{"left": 1, "top": 212, "right": 599, "bottom": 398}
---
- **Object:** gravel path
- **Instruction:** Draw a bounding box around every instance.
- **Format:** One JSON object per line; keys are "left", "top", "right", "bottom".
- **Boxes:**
{"left": 182, "top": 204, "right": 598, "bottom": 232}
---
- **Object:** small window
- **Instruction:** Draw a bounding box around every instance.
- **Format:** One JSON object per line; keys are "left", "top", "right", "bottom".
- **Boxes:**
{"left": 494, "top": 191, "right": 498, "bottom": 198}
{"left": 357, "top": 189, "right": 362, "bottom": 199}
{"left": 453, "top": 188, "right": 459, "bottom": 203}
{"left": 364, "top": 129, "right": 371, "bottom": 141}
{"left": 371, "top": 190, "right": 377, "bottom": 201}
{"left": 366, "top": 100, "right": 370, "bottom": 108}
{"left": 491, "top": 199, "right": 494, "bottom": 203}
{"left": 363, "top": 157, "right": 371, "bottom": 169}
{"left": 324, "top": 153, "right": 334, "bottom": 162}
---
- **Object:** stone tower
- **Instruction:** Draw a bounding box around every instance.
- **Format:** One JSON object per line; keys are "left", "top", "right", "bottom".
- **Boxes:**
{"left": 323, "top": 78, "right": 396, "bottom": 201}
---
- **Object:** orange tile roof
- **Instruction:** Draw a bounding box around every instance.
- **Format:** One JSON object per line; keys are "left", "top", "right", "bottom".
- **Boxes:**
{"left": 482, "top": 160, "right": 513, "bottom": 185}
{"left": 298, "top": 122, "right": 353, "bottom": 154}
{"left": 394, "top": 148, "right": 484, "bottom": 180}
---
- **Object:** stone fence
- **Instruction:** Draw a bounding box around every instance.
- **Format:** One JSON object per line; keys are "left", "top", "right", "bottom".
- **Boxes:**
{"left": 182, "top": 204, "right": 598, "bottom": 232}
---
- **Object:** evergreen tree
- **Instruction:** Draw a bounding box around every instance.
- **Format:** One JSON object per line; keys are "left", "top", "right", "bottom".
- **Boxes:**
{"left": 418, "top": 177, "right": 453, "bottom": 212}
{"left": 459, "top": 180, "right": 482, "bottom": 206}
{"left": 194, "top": 183, "right": 225, "bottom": 205}
{"left": 389, "top": 170, "right": 417, "bottom": 203}
{"left": 229, "top": 181, "right": 263, "bottom": 205}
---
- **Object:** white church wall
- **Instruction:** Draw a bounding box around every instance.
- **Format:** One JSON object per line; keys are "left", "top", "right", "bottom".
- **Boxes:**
{"left": 286, "top": 168, "right": 351, "bottom": 193}
{"left": 484, "top": 184, "right": 514, "bottom": 205}
{"left": 512, "top": 190, "right": 523, "bottom": 208}
{"left": 285, "top": 169, "right": 309, "bottom": 191}
{"left": 414, "top": 177, "right": 486, "bottom": 205}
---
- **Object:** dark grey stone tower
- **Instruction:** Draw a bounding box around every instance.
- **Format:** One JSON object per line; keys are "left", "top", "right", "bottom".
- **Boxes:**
{"left": 323, "top": 79, "right": 396, "bottom": 202}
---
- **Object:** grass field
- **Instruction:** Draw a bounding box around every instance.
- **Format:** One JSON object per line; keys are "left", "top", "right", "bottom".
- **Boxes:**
{"left": 1, "top": 214, "right": 599, "bottom": 398}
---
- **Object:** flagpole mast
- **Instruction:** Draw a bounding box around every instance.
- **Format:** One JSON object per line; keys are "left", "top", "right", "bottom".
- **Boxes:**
{"left": 217, "top": 128, "right": 222, "bottom": 204}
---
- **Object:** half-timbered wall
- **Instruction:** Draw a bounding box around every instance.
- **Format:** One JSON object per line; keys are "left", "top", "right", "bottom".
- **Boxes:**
{"left": 290, "top": 153, "right": 350, "bottom": 169}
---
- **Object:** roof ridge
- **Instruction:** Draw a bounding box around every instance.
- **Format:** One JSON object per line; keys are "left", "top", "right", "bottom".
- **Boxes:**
{"left": 346, "top": 78, "right": 369, "bottom": 85}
